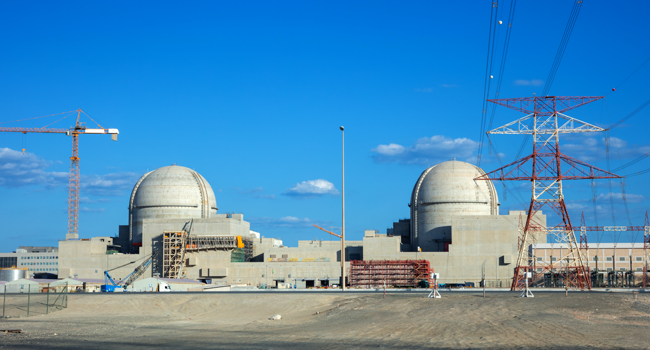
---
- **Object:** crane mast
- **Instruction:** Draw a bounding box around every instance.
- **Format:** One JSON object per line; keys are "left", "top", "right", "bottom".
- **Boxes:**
{"left": 0, "top": 109, "right": 118, "bottom": 239}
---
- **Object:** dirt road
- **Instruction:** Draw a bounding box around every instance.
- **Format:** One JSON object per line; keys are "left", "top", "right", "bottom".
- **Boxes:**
{"left": 1, "top": 291, "right": 649, "bottom": 349}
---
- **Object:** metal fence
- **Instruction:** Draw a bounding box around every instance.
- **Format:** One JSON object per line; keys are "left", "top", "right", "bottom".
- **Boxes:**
{"left": 1, "top": 283, "right": 68, "bottom": 318}
{"left": 482, "top": 279, "right": 513, "bottom": 288}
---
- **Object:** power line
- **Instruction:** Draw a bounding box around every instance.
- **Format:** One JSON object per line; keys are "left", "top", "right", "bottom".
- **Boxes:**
{"left": 612, "top": 151, "right": 650, "bottom": 173}
{"left": 512, "top": 0, "right": 584, "bottom": 162}
{"left": 487, "top": 0, "right": 518, "bottom": 133}
{"left": 607, "top": 96, "right": 650, "bottom": 131}
{"left": 626, "top": 168, "right": 650, "bottom": 178}
{"left": 477, "top": 1, "right": 500, "bottom": 167}
{"left": 542, "top": 0, "right": 583, "bottom": 96}
{"left": 606, "top": 54, "right": 650, "bottom": 95}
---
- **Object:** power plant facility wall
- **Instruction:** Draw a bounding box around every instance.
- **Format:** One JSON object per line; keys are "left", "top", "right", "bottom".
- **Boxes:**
{"left": 55, "top": 161, "right": 553, "bottom": 288}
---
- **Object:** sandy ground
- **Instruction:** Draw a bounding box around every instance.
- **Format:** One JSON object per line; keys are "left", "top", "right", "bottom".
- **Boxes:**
{"left": 1, "top": 291, "right": 650, "bottom": 349}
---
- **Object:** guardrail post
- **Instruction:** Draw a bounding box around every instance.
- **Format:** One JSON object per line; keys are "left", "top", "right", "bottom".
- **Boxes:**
{"left": 64, "top": 282, "right": 68, "bottom": 308}
{"left": 2, "top": 284, "right": 6, "bottom": 318}
{"left": 27, "top": 284, "right": 31, "bottom": 317}
{"left": 46, "top": 283, "right": 50, "bottom": 314}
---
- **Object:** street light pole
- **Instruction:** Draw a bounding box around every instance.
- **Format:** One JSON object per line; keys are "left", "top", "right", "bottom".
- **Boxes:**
{"left": 340, "top": 126, "right": 346, "bottom": 291}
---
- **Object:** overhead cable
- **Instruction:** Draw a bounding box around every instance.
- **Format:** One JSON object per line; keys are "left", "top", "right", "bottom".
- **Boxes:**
{"left": 607, "top": 96, "right": 650, "bottom": 131}
{"left": 477, "top": 1, "right": 500, "bottom": 167}
{"left": 487, "top": 0, "right": 518, "bottom": 133}
{"left": 606, "top": 54, "right": 650, "bottom": 95}
{"left": 512, "top": 0, "right": 584, "bottom": 162}
{"left": 542, "top": 0, "right": 583, "bottom": 96}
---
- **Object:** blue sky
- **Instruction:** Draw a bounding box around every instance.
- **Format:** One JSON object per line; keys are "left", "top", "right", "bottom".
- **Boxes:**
{"left": 1, "top": 1, "right": 649, "bottom": 251}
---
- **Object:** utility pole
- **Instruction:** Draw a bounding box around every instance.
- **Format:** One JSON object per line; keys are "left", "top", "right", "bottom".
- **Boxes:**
{"left": 340, "top": 126, "right": 346, "bottom": 291}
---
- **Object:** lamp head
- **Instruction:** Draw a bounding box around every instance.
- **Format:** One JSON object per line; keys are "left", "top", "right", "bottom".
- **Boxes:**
{"left": 340, "top": 126, "right": 344, "bottom": 131}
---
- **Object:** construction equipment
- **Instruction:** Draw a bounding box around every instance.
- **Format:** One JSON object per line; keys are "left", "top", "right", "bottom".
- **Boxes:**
{"left": 0, "top": 109, "right": 119, "bottom": 239}
{"left": 102, "top": 252, "right": 157, "bottom": 292}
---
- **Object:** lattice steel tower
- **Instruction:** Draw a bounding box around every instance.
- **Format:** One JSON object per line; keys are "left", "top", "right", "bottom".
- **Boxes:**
{"left": 476, "top": 96, "right": 621, "bottom": 291}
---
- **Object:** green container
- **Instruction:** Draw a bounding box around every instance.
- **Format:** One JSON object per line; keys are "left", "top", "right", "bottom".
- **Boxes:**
{"left": 231, "top": 248, "right": 245, "bottom": 262}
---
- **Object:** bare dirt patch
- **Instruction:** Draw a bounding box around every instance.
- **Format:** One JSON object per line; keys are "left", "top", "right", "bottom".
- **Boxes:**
{"left": 1, "top": 291, "right": 649, "bottom": 349}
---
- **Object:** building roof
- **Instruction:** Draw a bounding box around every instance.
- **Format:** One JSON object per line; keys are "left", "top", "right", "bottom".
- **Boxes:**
{"left": 156, "top": 277, "right": 204, "bottom": 284}
{"left": 533, "top": 243, "right": 645, "bottom": 249}
{"left": 51, "top": 278, "right": 105, "bottom": 285}
{"left": 71, "top": 278, "right": 105, "bottom": 284}
{"left": 28, "top": 278, "right": 59, "bottom": 283}
{"left": 130, "top": 165, "right": 218, "bottom": 220}
{"left": 6, "top": 278, "right": 40, "bottom": 285}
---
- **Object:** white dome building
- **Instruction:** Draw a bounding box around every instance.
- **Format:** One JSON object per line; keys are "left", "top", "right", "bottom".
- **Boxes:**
{"left": 129, "top": 165, "right": 218, "bottom": 243}
{"left": 410, "top": 160, "right": 498, "bottom": 252}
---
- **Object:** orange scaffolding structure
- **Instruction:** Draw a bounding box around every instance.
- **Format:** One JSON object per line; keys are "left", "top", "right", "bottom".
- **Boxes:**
{"left": 349, "top": 260, "right": 432, "bottom": 288}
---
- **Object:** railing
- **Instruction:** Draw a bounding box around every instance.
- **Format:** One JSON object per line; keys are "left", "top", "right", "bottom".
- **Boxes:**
{"left": 1, "top": 283, "right": 68, "bottom": 318}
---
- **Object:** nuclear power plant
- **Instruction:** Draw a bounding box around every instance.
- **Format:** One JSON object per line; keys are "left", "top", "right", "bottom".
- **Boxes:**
{"left": 26, "top": 160, "right": 539, "bottom": 289}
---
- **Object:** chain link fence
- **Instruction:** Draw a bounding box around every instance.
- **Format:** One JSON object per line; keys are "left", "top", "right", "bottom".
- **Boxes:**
{"left": 1, "top": 283, "right": 68, "bottom": 318}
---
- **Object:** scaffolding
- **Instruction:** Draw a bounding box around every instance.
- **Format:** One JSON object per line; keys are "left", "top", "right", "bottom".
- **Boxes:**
{"left": 163, "top": 233, "right": 255, "bottom": 278}
{"left": 185, "top": 235, "right": 253, "bottom": 260}
{"left": 185, "top": 235, "right": 237, "bottom": 250}
{"left": 350, "top": 260, "right": 432, "bottom": 288}
{"left": 162, "top": 231, "right": 187, "bottom": 278}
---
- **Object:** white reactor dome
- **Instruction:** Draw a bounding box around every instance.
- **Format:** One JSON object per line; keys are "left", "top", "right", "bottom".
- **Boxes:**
{"left": 129, "top": 165, "right": 218, "bottom": 243}
{"left": 410, "top": 160, "right": 498, "bottom": 252}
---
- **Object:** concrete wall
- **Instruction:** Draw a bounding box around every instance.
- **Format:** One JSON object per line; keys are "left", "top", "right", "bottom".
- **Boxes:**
{"left": 59, "top": 238, "right": 147, "bottom": 281}
{"left": 410, "top": 161, "right": 499, "bottom": 252}
{"left": 225, "top": 262, "right": 346, "bottom": 287}
{"left": 363, "top": 211, "right": 546, "bottom": 285}
{"left": 59, "top": 216, "right": 252, "bottom": 281}
{"left": 59, "top": 206, "right": 545, "bottom": 289}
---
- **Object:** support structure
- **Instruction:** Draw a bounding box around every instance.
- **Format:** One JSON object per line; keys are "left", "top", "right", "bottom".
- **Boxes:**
{"left": 349, "top": 260, "right": 432, "bottom": 288}
{"left": 428, "top": 273, "right": 441, "bottom": 298}
{"left": 162, "top": 231, "right": 187, "bottom": 279}
{"left": 341, "top": 126, "right": 346, "bottom": 291}
{"left": 645, "top": 212, "right": 650, "bottom": 288}
{"left": 162, "top": 232, "right": 253, "bottom": 278}
{"left": 68, "top": 132, "right": 80, "bottom": 238}
{"left": 476, "top": 96, "right": 621, "bottom": 291}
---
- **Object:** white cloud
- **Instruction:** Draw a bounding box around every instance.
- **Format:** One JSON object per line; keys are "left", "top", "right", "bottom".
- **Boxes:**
{"left": 560, "top": 135, "right": 650, "bottom": 164}
{"left": 81, "top": 172, "right": 142, "bottom": 196}
{"left": 414, "top": 88, "right": 433, "bottom": 93}
{"left": 80, "top": 207, "right": 106, "bottom": 213}
{"left": 440, "top": 84, "right": 458, "bottom": 88}
{"left": 0, "top": 147, "right": 141, "bottom": 196}
{"left": 79, "top": 197, "right": 110, "bottom": 204}
{"left": 565, "top": 202, "right": 587, "bottom": 210}
{"left": 249, "top": 216, "right": 317, "bottom": 228}
{"left": 597, "top": 192, "right": 644, "bottom": 203}
{"left": 373, "top": 143, "right": 405, "bottom": 156}
{"left": 371, "top": 135, "right": 478, "bottom": 165}
{"left": 514, "top": 79, "right": 544, "bottom": 86}
{"left": 0, "top": 148, "right": 67, "bottom": 187}
{"left": 284, "top": 179, "right": 339, "bottom": 197}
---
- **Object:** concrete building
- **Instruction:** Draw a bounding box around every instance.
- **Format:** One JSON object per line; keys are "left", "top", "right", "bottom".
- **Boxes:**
{"left": 58, "top": 161, "right": 546, "bottom": 288}
{"left": 409, "top": 161, "right": 499, "bottom": 252}
{"left": 0, "top": 246, "right": 59, "bottom": 276}
{"left": 533, "top": 243, "right": 648, "bottom": 273}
